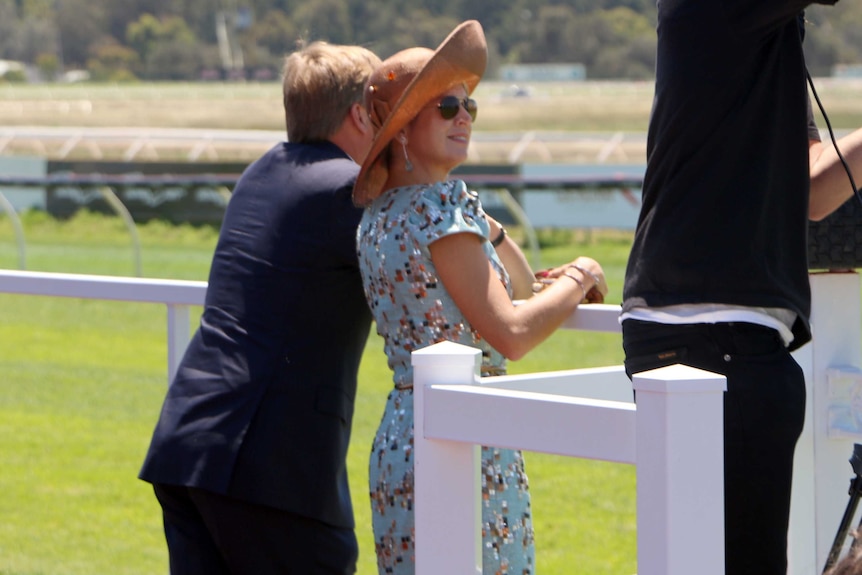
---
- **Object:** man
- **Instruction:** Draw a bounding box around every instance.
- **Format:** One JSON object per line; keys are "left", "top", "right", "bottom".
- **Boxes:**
{"left": 620, "top": 3, "right": 843, "bottom": 575}
{"left": 139, "top": 42, "right": 380, "bottom": 575}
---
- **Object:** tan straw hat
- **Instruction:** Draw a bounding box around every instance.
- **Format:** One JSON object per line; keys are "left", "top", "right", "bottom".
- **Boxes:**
{"left": 352, "top": 20, "right": 487, "bottom": 206}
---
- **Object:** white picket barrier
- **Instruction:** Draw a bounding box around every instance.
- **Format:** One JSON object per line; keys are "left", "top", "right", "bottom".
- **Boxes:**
{"left": 413, "top": 342, "right": 726, "bottom": 575}
{"left": 1, "top": 269, "right": 861, "bottom": 573}
{"left": 0, "top": 269, "right": 206, "bottom": 383}
{"left": 407, "top": 272, "right": 862, "bottom": 575}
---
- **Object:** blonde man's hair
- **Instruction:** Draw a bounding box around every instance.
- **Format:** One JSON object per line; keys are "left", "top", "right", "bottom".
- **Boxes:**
{"left": 282, "top": 42, "right": 381, "bottom": 143}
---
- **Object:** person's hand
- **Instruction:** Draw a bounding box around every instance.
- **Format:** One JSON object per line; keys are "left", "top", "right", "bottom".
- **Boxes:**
{"left": 533, "top": 256, "right": 607, "bottom": 303}
{"left": 568, "top": 256, "right": 607, "bottom": 303}
{"left": 532, "top": 264, "right": 562, "bottom": 294}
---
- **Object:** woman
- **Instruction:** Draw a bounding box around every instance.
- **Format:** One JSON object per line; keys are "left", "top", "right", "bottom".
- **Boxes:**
{"left": 353, "top": 21, "right": 607, "bottom": 574}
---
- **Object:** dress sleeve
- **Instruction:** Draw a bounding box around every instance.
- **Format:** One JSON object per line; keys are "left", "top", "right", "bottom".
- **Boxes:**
{"left": 807, "top": 95, "right": 821, "bottom": 142}
{"left": 408, "top": 180, "right": 490, "bottom": 248}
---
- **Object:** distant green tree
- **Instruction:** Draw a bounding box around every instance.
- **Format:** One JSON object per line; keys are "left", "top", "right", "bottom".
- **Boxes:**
{"left": 2, "top": 0, "right": 862, "bottom": 82}
{"left": 0, "top": 68, "right": 27, "bottom": 82}
{"left": 87, "top": 39, "right": 139, "bottom": 81}
{"left": 588, "top": 7, "right": 655, "bottom": 78}
{"left": 126, "top": 14, "right": 164, "bottom": 66}
{"left": 362, "top": 8, "right": 460, "bottom": 59}
{"left": 242, "top": 9, "right": 298, "bottom": 59}
{"left": 291, "top": 0, "right": 352, "bottom": 43}
{"left": 181, "top": 0, "right": 223, "bottom": 44}
{"left": 19, "top": 0, "right": 52, "bottom": 19}
{"left": 347, "top": 2, "right": 396, "bottom": 53}
{"left": 4, "top": 15, "right": 57, "bottom": 63}
{"left": 127, "top": 13, "right": 201, "bottom": 79}
{"left": 806, "top": 4, "right": 862, "bottom": 76}
{"left": 0, "top": 0, "right": 20, "bottom": 60}
{"left": 530, "top": 5, "right": 576, "bottom": 62}
{"left": 148, "top": 39, "right": 207, "bottom": 80}
{"left": 56, "top": 0, "right": 108, "bottom": 68}
{"left": 35, "top": 52, "right": 60, "bottom": 80}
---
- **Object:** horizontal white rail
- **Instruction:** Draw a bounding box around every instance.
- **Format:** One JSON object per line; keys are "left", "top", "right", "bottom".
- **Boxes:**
{"left": 0, "top": 269, "right": 206, "bottom": 382}
{"left": 560, "top": 301, "right": 622, "bottom": 332}
{"left": 0, "top": 270, "right": 621, "bottom": 384}
{"left": 0, "top": 269, "right": 206, "bottom": 304}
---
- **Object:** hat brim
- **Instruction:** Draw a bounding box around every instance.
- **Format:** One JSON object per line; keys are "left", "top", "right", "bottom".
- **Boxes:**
{"left": 353, "top": 20, "right": 487, "bottom": 206}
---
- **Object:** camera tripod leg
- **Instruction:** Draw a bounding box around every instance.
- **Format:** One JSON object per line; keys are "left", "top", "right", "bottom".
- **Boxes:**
{"left": 824, "top": 444, "right": 862, "bottom": 574}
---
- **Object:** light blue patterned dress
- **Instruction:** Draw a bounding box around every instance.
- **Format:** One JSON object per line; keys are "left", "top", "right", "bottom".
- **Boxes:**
{"left": 357, "top": 180, "right": 535, "bottom": 575}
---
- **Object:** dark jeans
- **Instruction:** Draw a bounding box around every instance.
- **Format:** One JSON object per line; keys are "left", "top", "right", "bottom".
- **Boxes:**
{"left": 622, "top": 320, "right": 806, "bottom": 575}
{"left": 153, "top": 483, "right": 358, "bottom": 575}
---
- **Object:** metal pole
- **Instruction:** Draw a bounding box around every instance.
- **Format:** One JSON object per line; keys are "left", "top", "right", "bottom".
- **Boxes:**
{"left": 0, "top": 190, "right": 27, "bottom": 269}
{"left": 98, "top": 186, "right": 142, "bottom": 277}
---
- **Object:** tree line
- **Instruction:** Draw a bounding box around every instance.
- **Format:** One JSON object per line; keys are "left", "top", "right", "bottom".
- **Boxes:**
{"left": 0, "top": 0, "right": 858, "bottom": 82}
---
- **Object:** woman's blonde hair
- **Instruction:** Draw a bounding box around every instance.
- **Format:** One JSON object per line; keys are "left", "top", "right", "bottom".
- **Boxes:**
{"left": 282, "top": 42, "right": 381, "bottom": 143}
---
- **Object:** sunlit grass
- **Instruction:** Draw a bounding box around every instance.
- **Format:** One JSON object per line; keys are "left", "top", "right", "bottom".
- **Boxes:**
{"left": 0, "top": 212, "right": 637, "bottom": 575}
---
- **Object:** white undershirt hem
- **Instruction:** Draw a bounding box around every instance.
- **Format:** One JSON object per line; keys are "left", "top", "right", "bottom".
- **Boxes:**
{"left": 620, "top": 303, "right": 796, "bottom": 347}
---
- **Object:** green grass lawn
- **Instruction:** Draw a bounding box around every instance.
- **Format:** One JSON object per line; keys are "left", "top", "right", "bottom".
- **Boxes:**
{"left": 0, "top": 211, "right": 636, "bottom": 575}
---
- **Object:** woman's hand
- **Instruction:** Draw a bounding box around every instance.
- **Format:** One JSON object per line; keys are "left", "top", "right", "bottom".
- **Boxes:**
{"left": 534, "top": 256, "right": 607, "bottom": 303}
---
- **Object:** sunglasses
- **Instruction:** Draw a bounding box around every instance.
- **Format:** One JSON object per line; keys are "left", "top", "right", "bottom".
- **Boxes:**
{"left": 437, "top": 95, "right": 478, "bottom": 121}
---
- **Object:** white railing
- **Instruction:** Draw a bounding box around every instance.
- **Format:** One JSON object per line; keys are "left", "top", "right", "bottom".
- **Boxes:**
{"left": 0, "top": 269, "right": 206, "bottom": 383}
{"left": 1, "top": 269, "right": 861, "bottom": 573}
{"left": 413, "top": 341, "right": 726, "bottom": 575}
{"left": 409, "top": 272, "right": 862, "bottom": 575}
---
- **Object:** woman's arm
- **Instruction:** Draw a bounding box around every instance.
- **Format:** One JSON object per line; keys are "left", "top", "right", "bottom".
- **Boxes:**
{"left": 485, "top": 216, "right": 534, "bottom": 300}
{"left": 430, "top": 232, "right": 605, "bottom": 361}
{"left": 809, "top": 129, "right": 862, "bottom": 221}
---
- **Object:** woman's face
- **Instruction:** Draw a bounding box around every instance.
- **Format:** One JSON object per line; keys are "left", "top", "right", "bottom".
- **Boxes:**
{"left": 403, "top": 85, "right": 475, "bottom": 181}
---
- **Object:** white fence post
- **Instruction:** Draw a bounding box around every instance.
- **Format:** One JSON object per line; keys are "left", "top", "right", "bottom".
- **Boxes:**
{"left": 633, "top": 364, "right": 727, "bottom": 575}
{"left": 413, "top": 344, "right": 726, "bottom": 574}
{"left": 166, "top": 303, "right": 191, "bottom": 384}
{"left": 412, "top": 341, "right": 482, "bottom": 575}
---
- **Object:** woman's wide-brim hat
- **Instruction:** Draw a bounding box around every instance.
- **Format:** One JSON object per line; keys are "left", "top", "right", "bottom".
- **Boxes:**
{"left": 352, "top": 20, "right": 487, "bottom": 206}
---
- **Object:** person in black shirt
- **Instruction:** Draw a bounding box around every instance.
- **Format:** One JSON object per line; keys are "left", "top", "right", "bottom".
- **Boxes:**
{"left": 621, "top": 2, "right": 842, "bottom": 574}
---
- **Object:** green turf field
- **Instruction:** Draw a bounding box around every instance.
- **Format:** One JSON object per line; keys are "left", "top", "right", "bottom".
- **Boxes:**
{"left": 0, "top": 211, "right": 636, "bottom": 575}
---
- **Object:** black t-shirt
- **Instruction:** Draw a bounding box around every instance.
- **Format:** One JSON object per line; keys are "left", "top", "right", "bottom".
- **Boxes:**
{"left": 622, "top": 0, "right": 838, "bottom": 351}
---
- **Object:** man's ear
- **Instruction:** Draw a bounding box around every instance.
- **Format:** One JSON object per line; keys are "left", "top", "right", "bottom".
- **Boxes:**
{"left": 350, "top": 102, "right": 370, "bottom": 133}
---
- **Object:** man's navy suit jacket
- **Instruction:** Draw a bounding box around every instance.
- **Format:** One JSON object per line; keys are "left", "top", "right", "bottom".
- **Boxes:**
{"left": 139, "top": 141, "right": 372, "bottom": 529}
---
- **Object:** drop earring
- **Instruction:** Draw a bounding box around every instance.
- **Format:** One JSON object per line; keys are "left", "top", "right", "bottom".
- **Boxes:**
{"left": 400, "top": 137, "right": 413, "bottom": 172}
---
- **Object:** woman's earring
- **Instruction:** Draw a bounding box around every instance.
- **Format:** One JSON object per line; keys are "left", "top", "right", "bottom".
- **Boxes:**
{"left": 400, "top": 137, "right": 413, "bottom": 172}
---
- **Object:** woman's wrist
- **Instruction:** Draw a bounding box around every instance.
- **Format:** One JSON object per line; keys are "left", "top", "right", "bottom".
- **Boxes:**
{"left": 491, "top": 226, "right": 507, "bottom": 248}
{"left": 568, "top": 263, "right": 599, "bottom": 290}
{"left": 560, "top": 270, "right": 586, "bottom": 302}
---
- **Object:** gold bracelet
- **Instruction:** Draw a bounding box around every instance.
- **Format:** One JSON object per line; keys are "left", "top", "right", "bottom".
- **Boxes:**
{"left": 562, "top": 270, "right": 586, "bottom": 302}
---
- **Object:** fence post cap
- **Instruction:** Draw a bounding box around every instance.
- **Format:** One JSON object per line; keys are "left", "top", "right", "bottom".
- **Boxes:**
{"left": 632, "top": 363, "right": 727, "bottom": 394}
{"left": 411, "top": 341, "right": 481, "bottom": 366}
